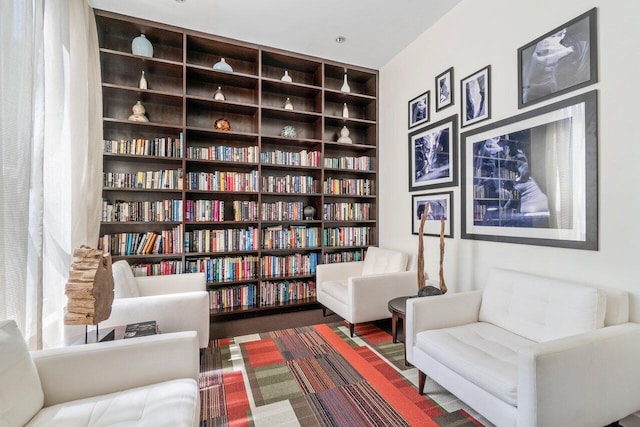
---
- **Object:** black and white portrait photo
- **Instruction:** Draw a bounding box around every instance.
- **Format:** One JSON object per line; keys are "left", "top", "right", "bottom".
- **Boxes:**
{"left": 461, "top": 66, "right": 491, "bottom": 127}
{"left": 412, "top": 192, "right": 453, "bottom": 236}
{"left": 408, "top": 91, "right": 430, "bottom": 129}
{"left": 408, "top": 115, "right": 458, "bottom": 191}
{"left": 518, "top": 8, "right": 597, "bottom": 107}
{"left": 436, "top": 67, "right": 454, "bottom": 111}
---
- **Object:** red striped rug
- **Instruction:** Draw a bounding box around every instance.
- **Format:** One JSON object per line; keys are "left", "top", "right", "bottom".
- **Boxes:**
{"left": 199, "top": 322, "right": 487, "bottom": 426}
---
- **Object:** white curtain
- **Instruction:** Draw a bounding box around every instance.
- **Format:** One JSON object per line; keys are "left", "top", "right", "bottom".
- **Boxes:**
{"left": 0, "top": 0, "right": 102, "bottom": 349}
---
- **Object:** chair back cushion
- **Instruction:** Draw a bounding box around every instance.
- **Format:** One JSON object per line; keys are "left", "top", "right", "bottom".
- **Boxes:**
{"left": 479, "top": 268, "right": 606, "bottom": 342}
{"left": 111, "top": 260, "right": 140, "bottom": 299}
{"left": 361, "top": 247, "right": 408, "bottom": 276}
{"left": 0, "top": 320, "right": 44, "bottom": 426}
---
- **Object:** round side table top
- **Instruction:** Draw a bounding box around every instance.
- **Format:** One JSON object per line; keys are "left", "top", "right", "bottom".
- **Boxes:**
{"left": 388, "top": 295, "right": 415, "bottom": 315}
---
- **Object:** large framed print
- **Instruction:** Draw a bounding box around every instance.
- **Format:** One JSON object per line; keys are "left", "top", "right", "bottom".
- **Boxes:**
{"left": 461, "top": 90, "right": 597, "bottom": 250}
{"left": 408, "top": 115, "right": 458, "bottom": 191}
{"left": 461, "top": 65, "right": 491, "bottom": 128}
{"left": 411, "top": 191, "right": 453, "bottom": 237}
{"left": 435, "top": 67, "right": 454, "bottom": 112}
{"left": 408, "top": 90, "right": 430, "bottom": 129}
{"left": 518, "top": 8, "right": 597, "bottom": 108}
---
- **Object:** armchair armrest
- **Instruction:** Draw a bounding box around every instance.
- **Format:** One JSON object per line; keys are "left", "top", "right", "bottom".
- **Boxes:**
{"left": 136, "top": 272, "right": 206, "bottom": 296}
{"left": 316, "top": 261, "right": 364, "bottom": 290}
{"left": 517, "top": 322, "right": 640, "bottom": 427}
{"left": 405, "top": 290, "right": 482, "bottom": 364}
{"left": 32, "top": 331, "right": 199, "bottom": 407}
{"left": 348, "top": 270, "right": 417, "bottom": 323}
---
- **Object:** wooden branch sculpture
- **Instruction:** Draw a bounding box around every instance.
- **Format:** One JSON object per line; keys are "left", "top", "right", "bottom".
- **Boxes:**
{"left": 439, "top": 217, "right": 448, "bottom": 294}
{"left": 417, "top": 204, "right": 429, "bottom": 291}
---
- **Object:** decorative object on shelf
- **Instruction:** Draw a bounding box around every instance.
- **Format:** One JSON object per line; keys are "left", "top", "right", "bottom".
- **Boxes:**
{"left": 138, "top": 71, "right": 148, "bottom": 90}
{"left": 128, "top": 100, "right": 149, "bottom": 122}
{"left": 283, "top": 97, "right": 294, "bottom": 110}
{"left": 342, "top": 103, "right": 349, "bottom": 118}
{"left": 337, "top": 126, "right": 352, "bottom": 144}
{"left": 341, "top": 70, "right": 351, "bottom": 93}
{"left": 213, "top": 86, "right": 226, "bottom": 100}
{"left": 214, "top": 118, "right": 231, "bottom": 131}
{"left": 281, "top": 70, "right": 293, "bottom": 82}
{"left": 280, "top": 125, "right": 297, "bottom": 139}
{"left": 303, "top": 205, "right": 317, "bottom": 220}
{"left": 131, "top": 34, "right": 153, "bottom": 58}
{"left": 213, "top": 57, "right": 233, "bottom": 72}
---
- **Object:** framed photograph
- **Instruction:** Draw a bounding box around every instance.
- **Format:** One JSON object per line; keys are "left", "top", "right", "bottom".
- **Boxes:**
{"left": 460, "top": 90, "right": 597, "bottom": 250}
{"left": 411, "top": 191, "right": 453, "bottom": 237}
{"left": 461, "top": 65, "right": 491, "bottom": 128}
{"left": 408, "top": 90, "right": 430, "bottom": 129}
{"left": 408, "top": 115, "right": 458, "bottom": 191}
{"left": 518, "top": 8, "right": 597, "bottom": 108}
{"left": 435, "top": 67, "right": 454, "bottom": 112}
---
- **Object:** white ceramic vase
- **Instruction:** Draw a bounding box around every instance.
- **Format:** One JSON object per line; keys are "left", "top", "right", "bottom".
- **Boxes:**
{"left": 341, "top": 73, "right": 351, "bottom": 93}
{"left": 131, "top": 34, "right": 153, "bottom": 58}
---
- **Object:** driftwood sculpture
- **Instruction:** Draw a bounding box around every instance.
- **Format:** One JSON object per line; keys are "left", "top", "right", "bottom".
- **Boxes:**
{"left": 416, "top": 205, "right": 447, "bottom": 296}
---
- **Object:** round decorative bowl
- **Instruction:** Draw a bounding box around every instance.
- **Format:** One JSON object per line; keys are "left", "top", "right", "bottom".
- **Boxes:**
{"left": 214, "top": 118, "right": 231, "bottom": 131}
{"left": 303, "top": 205, "right": 316, "bottom": 220}
{"left": 281, "top": 125, "right": 297, "bottom": 139}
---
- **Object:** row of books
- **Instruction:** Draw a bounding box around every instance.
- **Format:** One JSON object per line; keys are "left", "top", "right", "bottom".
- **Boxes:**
{"left": 323, "top": 178, "right": 373, "bottom": 196}
{"left": 103, "top": 169, "right": 183, "bottom": 190}
{"left": 261, "top": 226, "right": 321, "bottom": 249}
{"left": 185, "top": 256, "right": 259, "bottom": 283}
{"left": 185, "top": 171, "right": 259, "bottom": 192}
{"left": 209, "top": 284, "right": 256, "bottom": 309}
{"left": 103, "top": 137, "right": 183, "bottom": 158}
{"left": 260, "top": 150, "right": 321, "bottom": 167}
{"left": 261, "top": 201, "right": 305, "bottom": 221}
{"left": 260, "top": 280, "right": 316, "bottom": 306}
{"left": 184, "top": 227, "right": 259, "bottom": 253}
{"left": 323, "top": 227, "right": 371, "bottom": 247}
{"left": 184, "top": 199, "right": 225, "bottom": 222}
{"left": 187, "top": 145, "right": 258, "bottom": 162}
{"left": 323, "top": 202, "right": 372, "bottom": 221}
{"left": 262, "top": 175, "right": 320, "bottom": 194}
{"left": 102, "top": 199, "right": 183, "bottom": 222}
{"left": 261, "top": 252, "right": 319, "bottom": 277}
{"left": 324, "top": 155, "right": 372, "bottom": 171}
{"left": 322, "top": 249, "right": 366, "bottom": 263}
{"left": 99, "top": 226, "right": 183, "bottom": 255}
{"left": 130, "top": 260, "right": 184, "bottom": 276}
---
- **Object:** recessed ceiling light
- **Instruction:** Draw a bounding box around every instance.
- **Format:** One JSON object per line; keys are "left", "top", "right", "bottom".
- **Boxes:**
{"left": 335, "top": 36, "right": 346, "bottom": 43}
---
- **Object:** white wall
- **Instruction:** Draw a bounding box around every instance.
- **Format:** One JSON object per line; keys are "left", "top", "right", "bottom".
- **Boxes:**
{"left": 379, "top": 0, "right": 640, "bottom": 321}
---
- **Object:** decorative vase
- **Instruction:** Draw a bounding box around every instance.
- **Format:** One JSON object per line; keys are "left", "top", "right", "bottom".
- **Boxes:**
{"left": 283, "top": 97, "right": 294, "bottom": 110}
{"left": 213, "top": 57, "right": 233, "bottom": 72}
{"left": 341, "top": 72, "right": 351, "bottom": 93}
{"left": 213, "top": 86, "right": 226, "bottom": 100}
{"left": 303, "top": 205, "right": 316, "bottom": 220}
{"left": 281, "top": 70, "right": 293, "bottom": 83}
{"left": 131, "top": 34, "right": 153, "bottom": 58}
{"left": 214, "top": 118, "right": 231, "bottom": 131}
{"left": 138, "top": 71, "right": 148, "bottom": 90}
{"left": 337, "top": 126, "right": 352, "bottom": 144}
{"left": 342, "top": 103, "right": 349, "bottom": 118}
{"left": 128, "top": 100, "right": 149, "bottom": 122}
{"left": 281, "top": 125, "right": 297, "bottom": 139}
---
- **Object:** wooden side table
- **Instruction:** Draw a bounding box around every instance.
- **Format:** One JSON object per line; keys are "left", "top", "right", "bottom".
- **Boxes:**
{"left": 388, "top": 295, "right": 414, "bottom": 366}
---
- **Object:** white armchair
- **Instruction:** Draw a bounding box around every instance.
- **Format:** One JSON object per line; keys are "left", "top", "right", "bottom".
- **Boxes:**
{"left": 316, "top": 247, "right": 417, "bottom": 336}
{"left": 99, "top": 261, "right": 210, "bottom": 348}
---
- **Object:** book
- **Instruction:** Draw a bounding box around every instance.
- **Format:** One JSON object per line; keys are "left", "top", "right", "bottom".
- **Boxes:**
{"left": 124, "top": 320, "right": 158, "bottom": 338}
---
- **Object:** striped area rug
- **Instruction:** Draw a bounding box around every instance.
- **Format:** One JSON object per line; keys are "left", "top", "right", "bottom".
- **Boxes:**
{"left": 199, "top": 321, "right": 489, "bottom": 426}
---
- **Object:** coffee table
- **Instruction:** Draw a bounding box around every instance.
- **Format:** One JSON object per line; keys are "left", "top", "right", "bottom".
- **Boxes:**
{"left": 388, "top": 295, "right": 414, "bottom": 366}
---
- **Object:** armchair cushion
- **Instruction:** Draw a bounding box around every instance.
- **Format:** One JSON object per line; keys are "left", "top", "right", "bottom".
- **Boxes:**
{"left": 361, "top": 247, "right": 408, "bottom": 276}
{"left": 0, "top": 320, "right": 44, "bottom": 427}
{"left": 112, "top": 260, "right": 140, "bottom": 298}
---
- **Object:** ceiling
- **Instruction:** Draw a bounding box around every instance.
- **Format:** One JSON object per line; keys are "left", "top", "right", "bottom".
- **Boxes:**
{"left": 88, "top": 0, "right": 462, "bottom": 69}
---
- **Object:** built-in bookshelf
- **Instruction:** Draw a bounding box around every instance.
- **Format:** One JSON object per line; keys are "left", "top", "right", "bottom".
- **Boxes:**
{"left": 95, "top": 10, "right": 378, "bottom": 319}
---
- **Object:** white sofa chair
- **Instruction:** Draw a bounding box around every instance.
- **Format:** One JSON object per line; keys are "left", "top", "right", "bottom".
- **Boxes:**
{"left": 406, "top": 268, "right": 640, "bottom": 427}
{"left": 99, "top": 260, "right": 210, "bottom": 348}
{"left": 0, "top": 320, "right": 200, "bottom": 427}
{"left": 316, "top": 246, "right": 417, "bottom": 337}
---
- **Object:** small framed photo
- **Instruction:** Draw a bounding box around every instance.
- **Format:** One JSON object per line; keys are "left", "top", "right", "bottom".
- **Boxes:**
{"left": 408, "top": 90, "right": 430, "bottom": 129}
{"left": 518, "top": 8, "right": 597, "bottom": 108}
{"left": 435, "top": 67, "right": 454, "bottom": 112}
{"left": 408, "top": 115, "right": 458, "bottom": 191}
{"left": 461, "top": 65, "right": 491, "bottom": 128}
{"left": 411, "top": 191, "right": 453, "bottom": 237}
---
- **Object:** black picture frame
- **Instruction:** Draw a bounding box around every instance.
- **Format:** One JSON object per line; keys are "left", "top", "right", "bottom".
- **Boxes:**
{"left": 408, "top": 90, "right": 430, "bottom": 129}
{"left": 408, "top": 115, "right": 458, "bottom": 191}
{"left": 461, "top": 65, "right": 491, "bottom": 128}
{"left": 460, "top": 90, "right": 598, "bottom": 250}
{"left": 518, "top": 7, "right": 598, "bottom": 108}
{"left": 411, "top": 191, "right": 453, "bottom": 237}
{"left": 435, "top": 67, "right": 454, "bottom": 112}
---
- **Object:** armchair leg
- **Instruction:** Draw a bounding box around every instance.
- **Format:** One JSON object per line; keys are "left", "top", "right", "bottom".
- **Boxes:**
{"left": 349, "top": 323, "right": 355, "bottom": 337}
{"left": 418, "top": 370, "right": 426, "bottom": 395}
{"left": 322, "top": 307, "right": 328, "bottom": 317}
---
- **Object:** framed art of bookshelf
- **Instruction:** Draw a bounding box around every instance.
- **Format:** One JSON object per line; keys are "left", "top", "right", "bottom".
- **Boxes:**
{"left": 94, "top": 10, "right": 378, "bottom": 319}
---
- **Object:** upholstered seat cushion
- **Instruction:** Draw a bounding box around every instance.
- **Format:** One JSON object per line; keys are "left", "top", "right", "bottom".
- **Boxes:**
{"left": 25, "top": 378, "right": 199, "bottom": 427}
{"left": 416, "top": 322, "right": 535, "bottom": 406}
